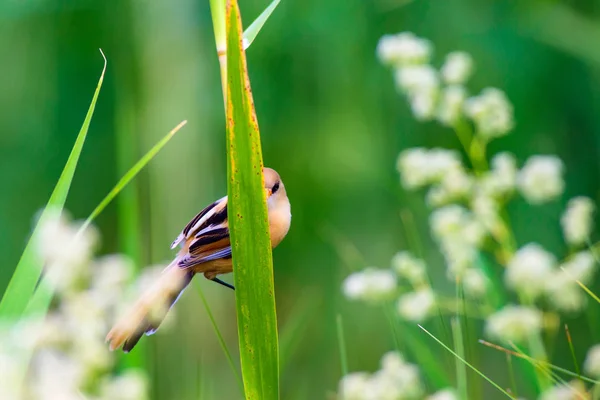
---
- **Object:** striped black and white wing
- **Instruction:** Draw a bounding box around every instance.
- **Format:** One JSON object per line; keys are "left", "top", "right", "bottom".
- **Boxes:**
{"left": 171, "top": 196, "right": 232, "bottom": 269}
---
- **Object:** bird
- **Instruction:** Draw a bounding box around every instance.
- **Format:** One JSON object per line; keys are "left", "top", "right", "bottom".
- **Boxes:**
{"left": 106, "top": 167, "right": 291, "bottom": 352}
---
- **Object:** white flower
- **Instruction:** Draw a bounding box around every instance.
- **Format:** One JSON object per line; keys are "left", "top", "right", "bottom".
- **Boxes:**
{"left": 36, "top": 211, "right": 99, "bottom": 294}
{"left": 517, "top": 155, "right": 564, "bottom": 204}
{"left": 464, "top": 88, "right": 513, "bottom": 139}
{"left": 394, "top": 65, "right": 440, "bottom": 121}
{"left": 479, "top": 152, "right": 517, "bottom": 197}
{"left": 427, "top": 388, "right": 459, "bottom": 400}
{"left": 545, "top": 251, "right": 596, "bottom": 313}
{"left": 377, "top": 32, "right": 432, "bottom": 66}
{"left": 30, "top": 350, "right": 85, "bottom": 400}
{"left": 437, "top": 85, "right": 467, "bottom": 126}
{"left": 505, "top": 243, "right": 556, "bottom": 300}
{"left": 338, "top": 372, "right": 370, "bottom": 400}
{"left": 561, "top": 251, "right": 596, "bottom": 284}
{"left": 380, "top": 351, "right": 405, "bottom": 372}
{"left": 463, "top": 268, "right": 487, "bottom": 297}
{"left": 561, "top": 197, "right": 595, "bottom": 246}
{"left": 397, "top": 289, "right": 435, "bottom": 322}
{"left": 391, "top": 252, "right": 427, "bottom": 286}
{"left": 397, "top": 148, "right": 461, "bottom": 189}
{"left": 343, "top": 269, "right": 397, "bottom": 303}
{"left": 441, "top": 52, "right": 473, "bottom": 84}
{"left": 584, "top": 345, "right": 600, "bottom": 378}
{"left": 99, "top": 370, "right": 149, "bottom": 400}
{"left": 539, "top": 380, "right": 587, "bottom": 400}
{"left": 426, "top": 165, "right": 473, "bottom": 206}
{"left": 486, "top": 305, "right": 543, "bottom": 343}
{"left": 369, "top": 365, "right": 424, "bottom": 400}
{"left": 430, "top": 205, "right": 469, "bottom": 239}
{"left": 409, "top": 90, "right": 438, "bottom": 121}
{"left": 471, "top": 192, "right": 500, "bottom": 232}
{"left": 395, "top": 65, "right": 438, "bottom": 94}
{"left": 545, "top": 273, "right": 586, "bottom": 313}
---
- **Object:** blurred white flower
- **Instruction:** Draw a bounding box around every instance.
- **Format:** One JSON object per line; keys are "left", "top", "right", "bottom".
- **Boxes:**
{"left": 462, "top": 268, "right": 487, "bottom": 298}
{"left": 545, "top": 251, "right": 596, "bottom": 313}
{"left": 391, "top": 252, "right": 427, "bottom": 286}
{"left": 380, "top": 351, "right": 405, "bottom": 372}
{"left": 426, "top": 165, "right": 473, "bottom": 206}
{"left": 395, "top": 65, "right": 438, "bottom": 95}
{"left": 441, "top": 52, "right": 473, "bottom": 84}
{"left": 36, "top": 211, "right": 99, "bottom": 294}
{"left": 430, "top": 205, "right": 485, "bottom": 246}
{"left": 343, "top": 268, "right": 397, "bottom": 303}
{"left": 339, "top": 372, "right": 370, "bottom": 400}
{"left": 369, "top": 364, "right": 424, "bottom": 400}
{"left": 409, "top": 90, "right": 438, "bottom": 121}
{"left": 464, "top": 88, "right": 513, "bottom": 139}
{"left": 394, "top": 65, "right": 440, "bottom": 121}
{"left": 397, "top": 289, "right": 435, "bottom": 322}
{"left": 545, "top": 274, "right": 586, "bottom": 313}
{"left": 561, "top": 251, "right": 596, "bottom": 284}
{"left": 91, "top": 254, "right": 134, "bottom": 294}
{"left": 397, "top": 148, "right": 462, "bottom": 189}
{"left": 584, "top": 344, "right": 600, "bottom": 378}
{"left": 377, "top": 32, "right": 432, "bottom": 66}
{"left": 561, "top": 196, "right": 595, "bottom": 247}
{"left": 517, "top": 155, "right": 564, "bottom": 204}
{"left": 471, "top": 192, "right": 500, "bottom": 232}
{"left": 430, "top": 205, "right": 469, "bottom": 239}
{"left": 99, "top": 370, "right": 149, "bottom": 400}
{"left": 30, "top": 349, "right": 85, "bottom": 400}
{"left": 486, "top": 305, "right": 542, "bottom": 343}
{"left": 427, "top": 388, "right": 459, "bottom": 400}
{"left": 479, "top": 152, "right": 517, "bottom": 197}
{"left": 506, "top": 243, "right": 556, "bottom": 300}
{"left": 538, "top": 380, "right": 587, "bottom": 400}
{"left": 437, "top": 85, "right": 467, "bottom": 126}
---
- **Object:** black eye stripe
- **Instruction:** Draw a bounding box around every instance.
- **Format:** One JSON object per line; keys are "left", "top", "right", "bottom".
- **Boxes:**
{"left": 272, "top": 182, "right": 280, "bottom": 193}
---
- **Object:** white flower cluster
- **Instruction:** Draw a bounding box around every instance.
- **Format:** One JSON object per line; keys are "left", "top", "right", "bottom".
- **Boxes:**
{"left": 337, "top": 351, "right": 425, "bottom": 400}
{"left": 505, "top": 243, "right": 596, "bottom": 312}
{"left": 561, "top": 196, "right": 595, "bottom": 247}
{"left": 517, "top": 155, "right": 564, "bottom": 204}
{"left": 0, "top": 211, "right": 149, "bottom": 400}
{"left": 343, "top": 268, "right": 397, "bottom": 303}
{"left": 397, "top": 289, "right": 435, "bottom": 322}
{"left": 485, "top": 305, "right": 543, "bottom": 343}
{"left": 378, "top": 32, "right": 513, "bottom": 135}
{"left": 538, "top": 380, "right": 587, "bottom": 400}
{"left": 430, "top": 205, "right": 486, "bottom": 277}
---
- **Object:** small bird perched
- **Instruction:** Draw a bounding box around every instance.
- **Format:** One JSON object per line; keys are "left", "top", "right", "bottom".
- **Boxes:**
{"left": 106, "top": 167, "right": 291, "bottom": 352}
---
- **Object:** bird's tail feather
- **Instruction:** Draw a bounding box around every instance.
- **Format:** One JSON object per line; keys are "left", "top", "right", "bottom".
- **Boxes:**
{"left": 106, "top": 262, "right": 193, "bottom": 352}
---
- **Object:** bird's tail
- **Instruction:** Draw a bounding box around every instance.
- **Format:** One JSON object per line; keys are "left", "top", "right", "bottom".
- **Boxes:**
{"left": 106, "top": 262, "right": 193, "bottom": 352}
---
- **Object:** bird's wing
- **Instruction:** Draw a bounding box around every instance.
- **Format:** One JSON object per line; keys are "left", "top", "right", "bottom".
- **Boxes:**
{"left": 177, "top": 226, "right": 231, "bottom": 268}
{"left": 170, "top": 195, "right": 228, "bottom": 249}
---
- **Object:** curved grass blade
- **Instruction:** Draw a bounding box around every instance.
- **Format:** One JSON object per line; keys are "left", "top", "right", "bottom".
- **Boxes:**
{"left": 225, "top": 1, "right": 279, "bottom": 398}
{"left": 242, "top": 0, "right": 281, "bottom": 50}
{"left": 195, "top": 282, "right": 244, "bottom": 395}
{"left": 23, "top": 120, "right": 187, "bottom": 317}
{"left": 418, "top": 325, "right": 514, "bottom": 398}
{"left": 0, "top": 49, "right": 107, "bottom": 319}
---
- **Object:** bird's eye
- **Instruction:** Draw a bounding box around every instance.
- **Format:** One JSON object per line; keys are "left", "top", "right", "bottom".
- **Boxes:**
{"left": 272, "top": 182, "right": 280, "bottom": 194}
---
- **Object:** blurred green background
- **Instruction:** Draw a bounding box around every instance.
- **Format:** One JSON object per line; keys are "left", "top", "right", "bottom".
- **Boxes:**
{"left": 2, "top": 0, "right": 600, "bottom": 399}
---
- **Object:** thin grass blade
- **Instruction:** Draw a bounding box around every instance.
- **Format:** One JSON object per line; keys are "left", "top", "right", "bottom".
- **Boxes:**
{"left": 418, "top": 325, "right": 514, "bottom": 398}
{"left": 23, "top": 121, "right": 187, "bottom": 318}
{"left": 242, "top": 0, "right": 281, "bottom": 50}
{"left": 225, "top": 1, "right": 279, "bottom": 399}
{"left": 0, "top": 50, "right": 107, "bottom": 319}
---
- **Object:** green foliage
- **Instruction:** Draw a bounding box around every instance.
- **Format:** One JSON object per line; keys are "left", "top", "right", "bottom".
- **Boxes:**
{"left": 225, "top": 1, "right": 279, "bottom": 399}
